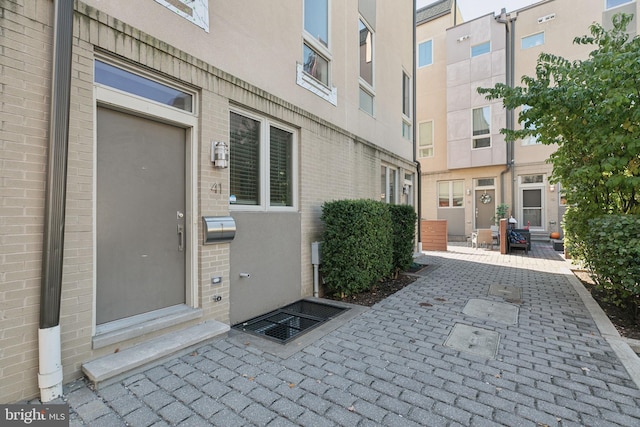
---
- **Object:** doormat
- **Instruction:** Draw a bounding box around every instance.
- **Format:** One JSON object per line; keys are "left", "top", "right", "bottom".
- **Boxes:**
{"left": 232, "top": 300, "right": 348, "bottom": 344}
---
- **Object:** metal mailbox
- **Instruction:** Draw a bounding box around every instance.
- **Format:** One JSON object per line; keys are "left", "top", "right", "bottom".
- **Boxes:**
{"left": 202, "top": 216, "right": 236, "bottom": 244}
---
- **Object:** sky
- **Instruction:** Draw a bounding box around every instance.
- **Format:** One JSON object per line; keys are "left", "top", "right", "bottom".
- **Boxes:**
{"left": 417, "top": 0, "right": 542, "bottom": 21}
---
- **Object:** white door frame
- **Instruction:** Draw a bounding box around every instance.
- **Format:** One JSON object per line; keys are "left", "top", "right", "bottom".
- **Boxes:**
{"left": 518, "top": 175, "right": 546, "bottom": 231}
{"left": 92, "top": 85, "right": 199, "bottom": 333}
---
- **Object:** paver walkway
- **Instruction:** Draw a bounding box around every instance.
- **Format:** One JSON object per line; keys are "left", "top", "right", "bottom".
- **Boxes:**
{"left": 60, "top": 242, "right": 640, "bottom": 426}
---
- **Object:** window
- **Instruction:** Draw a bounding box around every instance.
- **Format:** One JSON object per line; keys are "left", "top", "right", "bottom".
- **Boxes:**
{"left": 472, "top": 106, "right": 491, "bottom": 149}
{"left": 438, "top": 181, "right": 464, "bottom": 208}
{"left": 402, "top": 173, "right": 414, "bottom": 206}
{"left": 303, "top": 43, "right": 329, "bottom": 86}
{"left": 304, "top": 0, "right": 328, "bottom": 46}
{"left": 381, "top": 165, "right": 397, "bottom": 204}
{"left": 522, "top": 174, "right": 544, "bottom": 184}
{"left": 521, "top": 105, "right": 540, "bottom": 145}
{"left": 606, "top": 0, "right": 633, "bottom": 9}
{"left": 94, "top": 60, "right": 193, "bottom": 112}
{"left": 418, "top": 121, "right": 433, "bottom": 157}
{"left": 402, "top": 72, "right": 411, "bottom": 140}
{"left": 359, "top": 18, "right": 374, "bottom": 114}
{"left": 471, "top": 41, "right": 490, "bottom": 57}
{"left": 418, "top": 40, "right": 433, "bottom": 67}
{"left": 521, "top": 32, "right": 544, "bottom": 49}
{"left": 230, "top": 110, "right": 297, "bottom": 210}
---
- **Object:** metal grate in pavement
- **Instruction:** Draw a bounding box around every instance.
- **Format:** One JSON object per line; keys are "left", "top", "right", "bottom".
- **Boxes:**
{"left": 232, "top": 300, "right": 348, "bottom": 344}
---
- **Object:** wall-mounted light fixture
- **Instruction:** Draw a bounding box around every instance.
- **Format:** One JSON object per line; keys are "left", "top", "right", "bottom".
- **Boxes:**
{"left": 466, "top": 189, "right": 471, "bottom": 196}
{"left": 211, "top": 141, "right": 228, "bottom": 168}
{"left": 457, "top": 35, "right": 470, "bottom": 42}
{"left": 549, "top": 184, "right": 555, "bottom": 192}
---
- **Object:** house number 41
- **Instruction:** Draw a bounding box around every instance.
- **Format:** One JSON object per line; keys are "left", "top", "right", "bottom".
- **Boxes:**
{"left": 210, "top": 183, "right": 222, "bottom": 193}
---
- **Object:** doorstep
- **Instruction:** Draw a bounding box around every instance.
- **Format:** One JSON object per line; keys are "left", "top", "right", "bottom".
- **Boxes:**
{"left": 82, "top": 320, "right": 229, "bottom": 389}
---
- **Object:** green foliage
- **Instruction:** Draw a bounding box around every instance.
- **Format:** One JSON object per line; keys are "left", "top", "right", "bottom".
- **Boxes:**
{"left": 320, "top": 199, "right": 393, "bottom": 296}
{"left": 479, "top": 14, "right": 640, "bottom": 300}
{"left": 494, "top": 203, "right": 509, "bottom": 224}
{"left": 389, "top": 204, "right": 417, "bottom": 274}
{"left": 582, "top": 215, "right": 640, "bottom": 303}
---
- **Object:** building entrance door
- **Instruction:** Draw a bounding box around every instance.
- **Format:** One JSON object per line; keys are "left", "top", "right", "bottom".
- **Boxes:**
{"left": 96, "top": 107, "right": 186, "bottom": 325}
{"left": 475, "top": 189, "right": 495, "bottom": 229}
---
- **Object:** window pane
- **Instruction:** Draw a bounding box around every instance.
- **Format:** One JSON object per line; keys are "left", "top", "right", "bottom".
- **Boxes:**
{"left": 269, "top": 127, "right": 293, "bottom": 206}
{"left": 521, "top": 32, "right": 544, "bottom": 49}
{"left": 402, "top": 121, "right": 411, "bottom": 140}
{"left": 402, "top": 72, "right": 411, "bottom": 116}
{"left": 95, "top": 60, "right": 192, "bottom": 112}
{"left": 438, "top": 182, "right": 449, "bottom": 207}
{"left": 230, "top": 112, "right": 260, "bottom": 205}
{"left": 359, "top": 20, "right": 373, "bottom": 86}
{"left": 388, "top": 168, "right": 396, "bottom": 204}
{"left": 304, "top": 0, "right": 328, "bottom": 46}
{"left": 606, "top": 0, "right": 633, "bottom": 9}
{"left": 477, "top": 178, "right": 494, "bottom": 186}
{"left": 359, "top": 88, "right": 374, "bottom": 115}
{"left": 473, "top": 137, "right": 491, "bottom": 149}
{"left": 471, "top": 41, "right": 490, "bottom": 57}
{"left": 452, "top": 181, "right": 464, "bottom": 207}
{"left": 419, "top": 121, "right": 433, "bottom": 157}
{"left": 523, "top": 189, "right": 542, "bottom": 207}
{"left": 303, "top": 44, "right": 329, "bottom": 85}
{"left": 472, "top": 107, "right": 490, "bottom": 136}
{"left": 380, "top": 166, "right": 387, "bottom": 201}
{"left": 522, "top": 174, "right": 544, "bottom": 184}
{"left": 418, "top": 40, "right": 433, "bottom": 67}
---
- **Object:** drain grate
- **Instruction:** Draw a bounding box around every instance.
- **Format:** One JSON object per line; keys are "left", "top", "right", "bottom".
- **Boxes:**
{"left": 232, "top": 300, "right": 348, "bottom": 344}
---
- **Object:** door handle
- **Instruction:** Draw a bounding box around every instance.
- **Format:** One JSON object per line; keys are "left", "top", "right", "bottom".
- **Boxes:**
{"left": 177, "top": 224, "right": 184, "bottom": 251}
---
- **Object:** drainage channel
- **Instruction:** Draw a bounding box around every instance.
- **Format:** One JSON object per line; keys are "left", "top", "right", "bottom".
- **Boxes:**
{"left": 232, "top": 300, "right": 349, "bottom": 344}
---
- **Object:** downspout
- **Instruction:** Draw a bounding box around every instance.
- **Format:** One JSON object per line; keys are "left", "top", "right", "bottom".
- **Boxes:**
{"left": 39, "top": 0, "right": 73, "bottom": 402}
{"left": 413, "top": 0, "right": 422, "bottom": 252}
{"left": 509, "top": 15, "right": 516, "bottom": 213}
{"left": 495, "top": 10, "right": 516, "bottom": 207}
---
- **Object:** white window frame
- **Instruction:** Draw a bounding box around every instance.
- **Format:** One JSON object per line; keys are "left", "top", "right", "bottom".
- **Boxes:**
{"left": 418, "top": 39, "right": 433, "bottom": 68}
{"left": 359, "top": 16, "right": 375, "bottom": 115}
{"left": 299, "top": 0, "right": 337, "bottom": 104}
{"left": 521, "top": 32, "right": 545, "bottom": 49}
{"left": 605, "top": 0, "right": 634, "bottom": 10}
{"left": 438, "top": 181, "right": 464, "bottom": 208}
{"left": 229, "top": 108, "right": 298, "bottom": 212}
{"left": 402, "top": 71, "right": 412, "bottom": 140}
{"left": 520, "top": 105, "right": 541, "bottom": 145}
{"left": 472, "top": 106, "right": 491, "bottom": 149}
{"left": 418, "top": 120, "right": 434, "bottom": 158}
{"left": 381, "top": 165, "right": 398, "bottom": 204}
{"left": 518, "top": 174, "right": 546, "bottom": 230}
{"left": 471, "top": 41, "right": 491, "bottom": 58}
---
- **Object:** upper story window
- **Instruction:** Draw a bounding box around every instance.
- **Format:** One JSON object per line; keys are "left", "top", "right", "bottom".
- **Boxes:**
{"left": 94, "top": 60, "right": 193, "bottom": 112}
{"left": 298, "top": 0, "right": 337, "bottom": 104}
{"left": 418, "top": 40, "right": 433, "bottom": 67}
{"left": 229, "top": 110, "right": 297, "bottom": 210}
{"left": 606, "top": 0, "right": 634, "bottom": 9}
{"left": 521, "top": 105, "right": 541, "bottom": 145}
{"left": 521, "top": 32, "right": 545, "bottom": 49}
{"left": 471, "top": 41, "right": 490, "bottom": 57}
{"left": 359, "top": 17, "right": 375, "bottom": 115}
{"left": 472, "top": 106, "right": 491, "bottom": 149}
{"left": 402, "top": 71, "right": 411, "bottom": 140}
{"left": 418, "top": 121, "right": 434, "bottom": 157}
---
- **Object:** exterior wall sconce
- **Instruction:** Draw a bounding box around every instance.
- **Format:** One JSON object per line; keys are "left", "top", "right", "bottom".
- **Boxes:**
{"left": 549, "top": 184, "right": 555, "bottom": 192}
{"left": 466, "top": 189, "right": 471, "bottom": 196}
{"left": 212, "top": 141, "right": 229, "bottom": 168}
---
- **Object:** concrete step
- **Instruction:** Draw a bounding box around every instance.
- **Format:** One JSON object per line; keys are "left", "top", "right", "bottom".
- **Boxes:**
{"left": 82, "top": 320, "right": 229, "bottom": 389}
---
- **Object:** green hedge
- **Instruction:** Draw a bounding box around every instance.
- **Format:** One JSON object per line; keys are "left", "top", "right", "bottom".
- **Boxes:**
{"left": 584, "top": 215, "right": 640, "bottom": 303}
{"left": 389, "top": 204, "right": 417, "bottom": 274}
{"left": 320, "top": 199, "right": 416, "bottom": 297}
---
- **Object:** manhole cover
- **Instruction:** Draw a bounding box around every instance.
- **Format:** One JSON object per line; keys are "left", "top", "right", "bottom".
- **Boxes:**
{"left": 489, "top": 284, "right": 522, "bottom": 301}
{"left": 463, "top": 298, "right": 519, "bottom": 325}
{"left": 444, "top": 323, "right": 500, "bottom": 358}
{"left": 232, "top": 300, "right": 348, "bottom": 344}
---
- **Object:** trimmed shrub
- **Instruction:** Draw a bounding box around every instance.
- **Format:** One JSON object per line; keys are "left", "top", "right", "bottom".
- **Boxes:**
{"left": 584, "top": 215, "right": 640, "bottom": 303}
{"left": 389, "top": 204, "right": 417, "bottom": 275}
{"left": 320, "top": 199, "right": 393, "bottom": 296}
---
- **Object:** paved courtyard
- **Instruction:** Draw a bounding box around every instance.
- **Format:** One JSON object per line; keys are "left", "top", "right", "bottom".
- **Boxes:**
{"left": 59, "top": 242, "right": 640, "bottom": 426}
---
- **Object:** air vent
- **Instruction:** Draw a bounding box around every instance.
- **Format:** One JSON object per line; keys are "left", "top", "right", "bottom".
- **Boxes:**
{"left": 538, "top": 13, "right": 555, "bottom": 24}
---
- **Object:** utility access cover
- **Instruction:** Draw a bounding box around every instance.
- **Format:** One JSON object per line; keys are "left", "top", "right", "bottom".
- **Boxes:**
{"left": 488, "top": 284, "right": 522, "bottom": 301}
{"left": 463, "top": 298, "right": 519, "bottom": 325}
{"left": 444, "top": 323, "right": 500, "bottom": 359}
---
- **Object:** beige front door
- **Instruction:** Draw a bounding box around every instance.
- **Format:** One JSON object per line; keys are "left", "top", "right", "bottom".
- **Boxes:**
{"left": 96, "top": 107, "right": 186, "bottom": 325}
{"left": 475, "top": 189, "right": 495, "bottom": 229}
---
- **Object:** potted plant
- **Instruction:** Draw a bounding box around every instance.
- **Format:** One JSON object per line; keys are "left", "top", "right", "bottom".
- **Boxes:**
{"left": 493, "top": 203, "right": 509, "bottom": 225}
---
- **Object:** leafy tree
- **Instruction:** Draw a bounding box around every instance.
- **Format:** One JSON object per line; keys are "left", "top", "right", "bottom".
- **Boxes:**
{"left": 478, "top": 14, "right": 640, "bottom": 297}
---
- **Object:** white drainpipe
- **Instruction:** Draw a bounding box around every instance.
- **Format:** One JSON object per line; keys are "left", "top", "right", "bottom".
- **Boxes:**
{"left": 38, "top": 326, "right": 63, "bottom": 402}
